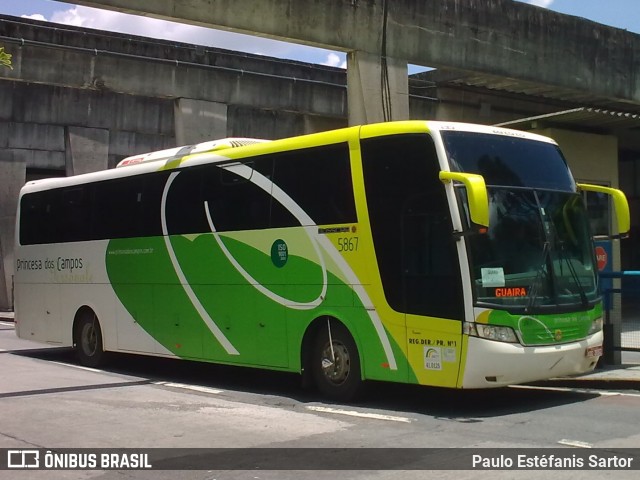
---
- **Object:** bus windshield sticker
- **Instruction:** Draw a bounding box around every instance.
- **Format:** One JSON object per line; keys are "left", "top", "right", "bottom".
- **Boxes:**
{"left": 481, "top": 267, "right": 505, "bottom": 287}
{"left": 424, "top": 347, "right": 443, "bottom": 370}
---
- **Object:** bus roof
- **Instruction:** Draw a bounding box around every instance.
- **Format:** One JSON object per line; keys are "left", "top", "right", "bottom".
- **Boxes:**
{"left": 357, "top": 120, "right": 557, "bottom": 145}
{"left": 426, "top": 121, "right": 558, "bottom": 144}
{"left": 116, "top": 138, "right": 270, "bottom": 168}
{"left": 19, "top": 121, "right": 558, "bottom": 195}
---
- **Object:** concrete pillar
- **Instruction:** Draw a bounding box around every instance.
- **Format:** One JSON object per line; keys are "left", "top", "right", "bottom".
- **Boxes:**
{"left": 0, "top": 152, "right": 26, "bottom": 311}
{"left": 347, "top": 51, "right": 409, "bottom": 125}
{"left": 174, "top": 98, "right": 228, "bottom": 145}
{"left": 65, "top": 127, "right": 110, "bottom": 176}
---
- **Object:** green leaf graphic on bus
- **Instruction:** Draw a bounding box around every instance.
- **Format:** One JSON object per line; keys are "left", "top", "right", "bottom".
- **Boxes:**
{"left": 105, "top": 231, "right": 406, "bottom": 379}
{"left": 486, "top": 307, "right": 601, "bottom": 345}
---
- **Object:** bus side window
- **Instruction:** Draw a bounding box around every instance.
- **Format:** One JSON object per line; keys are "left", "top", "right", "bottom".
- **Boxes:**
{"left": 60, "top": 187, "right": 91, "bottom": 243}
{"left": 271, "top": 143, "right": 357, "bottom": 226}
{"left": 164, "top": 167, "right": 208, "bottom": 235}
{"left": 89, "top": 172, "right": 169, "bottom": 240}
{"left": 139, "top": 173, "right": 171, "bottom": 238}
{"left": 201, "top": 161, "right": 272, "bottom": 232}
{"left": 19, "top": 192, "right": 45, "bottom": 245}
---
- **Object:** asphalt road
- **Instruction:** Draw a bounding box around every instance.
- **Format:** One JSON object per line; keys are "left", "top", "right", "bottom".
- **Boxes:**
{"left": 1, "top": 320, "right": 639, "bottom": 480}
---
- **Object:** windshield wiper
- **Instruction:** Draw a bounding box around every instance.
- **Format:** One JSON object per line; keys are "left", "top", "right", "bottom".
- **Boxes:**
{"left": 525, "top": 241, "right": 550, "bottom": 313}
{"left": 557, "top": 242, "right": 589, "bottom": 307}
{"left": 542, "top": 195, "right": 590, "bottom": 309}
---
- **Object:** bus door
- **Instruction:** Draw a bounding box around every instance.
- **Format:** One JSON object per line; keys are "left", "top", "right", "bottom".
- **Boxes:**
{"left": 401, "top": 200, "right": 465, "bottom": 388}
{"left": 359, "top": 132, "right": 465, "bottom": 387}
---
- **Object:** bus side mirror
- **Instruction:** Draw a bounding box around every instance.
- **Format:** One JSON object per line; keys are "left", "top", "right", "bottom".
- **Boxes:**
{"left": 577, "top": 183, "right": 630, "bottom": 238}
{"left": 439, "top": 171, "right": 490, "bottom": 227}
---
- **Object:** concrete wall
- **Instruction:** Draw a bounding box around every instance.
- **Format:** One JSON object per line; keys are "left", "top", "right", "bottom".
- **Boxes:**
{"left": 0, "top": 15, "right": 354, "bottom": 309}
{"left": 429, "top": 86, "right": 568, "bottom": 125}
{"left": 0, "top": 17, "right": 348, "bottom": 120}
{"left": 0, "top": 154, "right": 25, "bottom": 310}
{"left": 546, "top": 129, "right": 619, "bottom": 188}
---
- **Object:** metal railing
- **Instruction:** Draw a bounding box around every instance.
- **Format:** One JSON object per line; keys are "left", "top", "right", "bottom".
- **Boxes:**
{"left": 599, "top": 271, "right": 640, "bottom": 362}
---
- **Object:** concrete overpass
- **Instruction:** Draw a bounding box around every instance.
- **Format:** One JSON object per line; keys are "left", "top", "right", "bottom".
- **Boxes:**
{"left": 67, "top": 0, "right": 640, "bottom": 123}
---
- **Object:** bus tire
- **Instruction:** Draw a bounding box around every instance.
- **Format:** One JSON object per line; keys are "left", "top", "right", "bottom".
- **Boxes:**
{"left": 75, "top": 312, "right": 107, "bottom": 368}
{"left": 311, "top": 320, "right": 362, "bottom": 402}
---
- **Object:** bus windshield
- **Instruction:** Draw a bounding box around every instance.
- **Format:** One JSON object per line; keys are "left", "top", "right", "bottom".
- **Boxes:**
{"left": 467, "top": 188, "right": 598, "bottom": 311}
{"left": 441, "top": 130, "right": 598, "bottom": 312}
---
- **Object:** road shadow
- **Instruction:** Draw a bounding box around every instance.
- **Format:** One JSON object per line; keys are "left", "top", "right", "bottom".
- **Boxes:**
{"left": 13, "top": 346, "right": 601, "bottom": 420}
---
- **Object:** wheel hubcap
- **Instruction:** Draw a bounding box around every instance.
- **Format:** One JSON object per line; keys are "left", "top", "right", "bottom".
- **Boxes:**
{"left": 81, "top": 323, "right": 97, "bottom": 356}
{"left": 321, "top": 342, "right": 350, "bottom": 385}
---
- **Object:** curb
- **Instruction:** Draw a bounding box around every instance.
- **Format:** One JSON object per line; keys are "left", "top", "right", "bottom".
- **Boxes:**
{"left": 534, "top": 365, "right": 640, "bottom": 390}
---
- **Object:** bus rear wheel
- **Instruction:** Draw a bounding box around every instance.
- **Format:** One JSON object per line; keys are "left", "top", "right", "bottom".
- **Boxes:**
{"left": 311, "top": 320, "right": 362, "bottom": 402}
{"left": 75, "top": 313, "right": 106, "bottom": 368}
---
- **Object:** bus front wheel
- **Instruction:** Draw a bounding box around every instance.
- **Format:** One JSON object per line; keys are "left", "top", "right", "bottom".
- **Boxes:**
{"left": 75, "top": 312, "right": 106, "bottom": 368}
{"left": 311, "top": 320, "right": 362, "bottom": 402}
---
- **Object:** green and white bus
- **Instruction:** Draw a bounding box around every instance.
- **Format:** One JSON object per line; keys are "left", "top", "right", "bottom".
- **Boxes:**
{"left": 14, "top": 121, "right": 630, "bottom": 400}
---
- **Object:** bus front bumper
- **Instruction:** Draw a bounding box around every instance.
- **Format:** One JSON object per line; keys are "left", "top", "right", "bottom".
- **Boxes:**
{"left": 460, "top": 331, "right": 603, "bottom": 389}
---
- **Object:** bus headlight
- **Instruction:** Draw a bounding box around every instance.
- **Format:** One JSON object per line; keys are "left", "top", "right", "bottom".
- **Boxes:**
{"left": 465, "top": 322, "right": 518, "bottom": 343}
{"left": 588, "top": 317, "right": 603, "bottom": 335}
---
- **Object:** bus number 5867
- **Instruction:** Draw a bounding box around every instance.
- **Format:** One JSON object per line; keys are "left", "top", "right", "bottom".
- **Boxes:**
{"left": 338, "top": 237, "right": 359, "bottom": 252}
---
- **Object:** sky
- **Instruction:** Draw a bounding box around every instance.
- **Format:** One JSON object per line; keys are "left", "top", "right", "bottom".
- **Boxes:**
{"left": 1, "top": 0, "right": 640, "bottom": 70}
